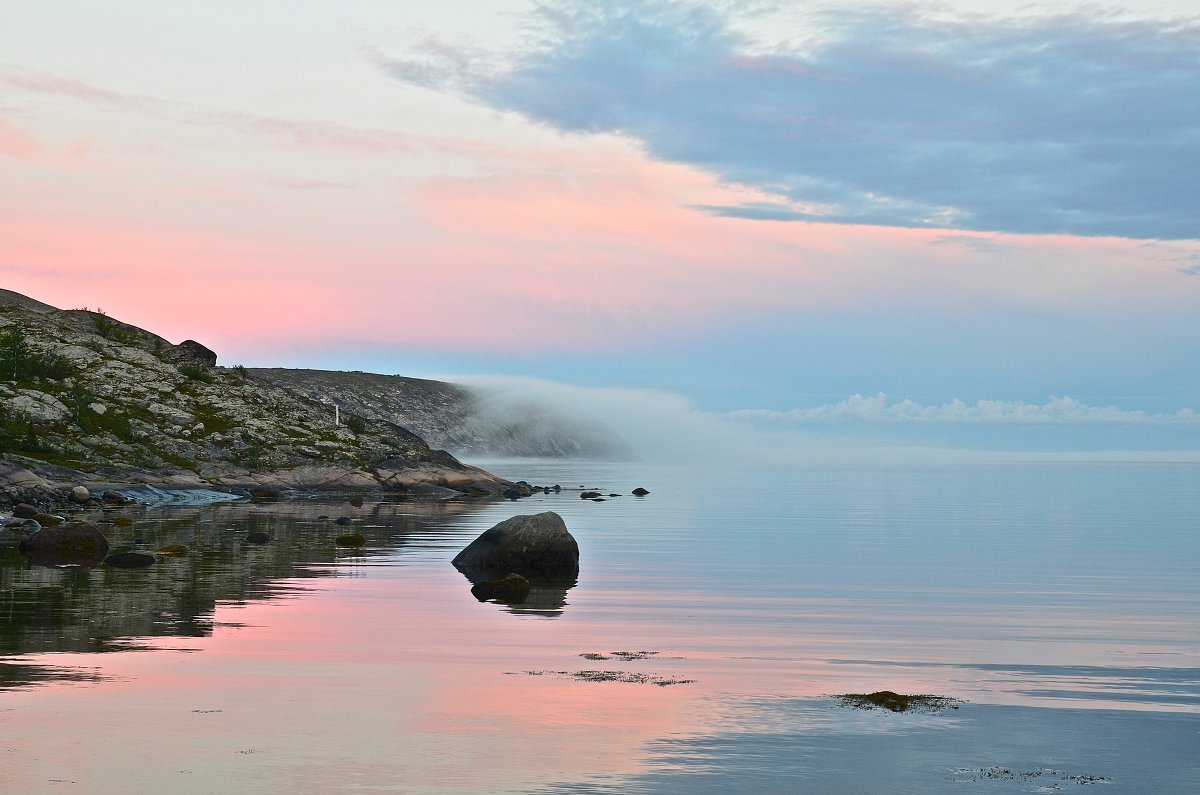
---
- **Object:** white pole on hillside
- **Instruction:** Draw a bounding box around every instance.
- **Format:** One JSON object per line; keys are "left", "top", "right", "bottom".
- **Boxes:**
{"left": 335, "top": 404, "right": 340, "bottom": 426}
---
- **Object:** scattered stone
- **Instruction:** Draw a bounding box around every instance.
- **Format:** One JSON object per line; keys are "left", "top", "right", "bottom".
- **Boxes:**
{"left": 104, "top": 551, "right": 157, "bottom": 568}
{"left": 470, "top": 572, "right": 531, "bottom": 602}
{"left": 632, "top": 487, "right": 650, "bottom": 496}
{"left": 348, "top": 495, "right": 364, "bottom": 508}
{"left": 244, "top": 531, "right": 271, "bottom": 545}
{"left": 835, "top": 691, "right": 961, "bottom": 713}
{"left": 552, "top": 484, "right": 561, "bottom": 492}
{"left": 503, "top": 488, "right": 522, "bottom": 500}
{"left": 31, "top": 513, "right": 65, "bottom": 527}
{"left": 580, "top": 491, "right": 602, "bottom": 499}
{"left": 19, "top": 521, "right": 109, "bottom": 566}
{"left": 88, "top": 402, "right": 107, "bottom": 415}
{"left": 71, "top": 486, "right": 91, "bottom": 503}
{"left": 333, "top": 517, "right": 353, "bottom": 526}
{"left": 452, "top": 511, "right": 579, "bottom": 578}
{"left": 335, "top": 532, "right": 366, "bottom": 548}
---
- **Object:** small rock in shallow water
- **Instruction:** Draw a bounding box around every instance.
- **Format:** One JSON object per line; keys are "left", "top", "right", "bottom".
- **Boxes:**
{"left": 334, "top": 516, "right": 353, "bottom": 526}
{"left": 245, "top": 531, "right": 271, "bottom": 545}
{"left": 71, "top": 486, "right": 91, "bottom": 503}
{"left": 31, "top": 513, "right": 65, "bottom": 527}
{"left": 348, "top": 496, "right": 364, "bottom": 508}
{"left": 154, "top": 544, "right": 190, "bottom": 556}
{"left": 335, "top": 532, "right": 366, "bottom": 548}
{"left": 13, "top": 503, "right": 39, "bottom": 519}
{"left": 105, "top": 551, "right": 156, "bottom": 568}
{"left": 632, "top": 487, "right": 650, "bottom": 496}
{"left": 580, "top": 491, "right": 601, "bottom": 499}
{"left": 19, "top": 521, "right": 109, "bottom": 566}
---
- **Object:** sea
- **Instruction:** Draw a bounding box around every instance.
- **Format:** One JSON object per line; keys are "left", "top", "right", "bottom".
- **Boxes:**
{"left": 1, "top": 458, "right": 1197, "bottom": 793}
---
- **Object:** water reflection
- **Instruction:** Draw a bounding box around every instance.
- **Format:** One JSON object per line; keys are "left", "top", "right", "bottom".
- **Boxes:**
{"left": 459, "top": 570, "right": 578, "bottom": 617}
{"left": 0, "top": 498, "right": 500, "bottom": 687}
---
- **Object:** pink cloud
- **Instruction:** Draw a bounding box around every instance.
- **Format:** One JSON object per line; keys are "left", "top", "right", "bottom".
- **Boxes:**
{"left": 0, "top": 120, "right": 42, "bottom": 161}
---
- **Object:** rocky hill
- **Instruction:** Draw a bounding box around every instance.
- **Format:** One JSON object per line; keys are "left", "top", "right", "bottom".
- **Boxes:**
{"left": 250, "top": 368, "right": 631, "bottom": 460}
{"left": 0, "top": 289, "right": 513, "bottom": 503}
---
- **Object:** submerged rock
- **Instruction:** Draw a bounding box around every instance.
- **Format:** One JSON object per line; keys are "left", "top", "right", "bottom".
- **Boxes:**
{"left": 452, "top": 511, "right": 579, "bottom": 578}
{"left": 470, "top": 573, "right": 531, "bottom": 603}
{"left": 153, "top": 544, "right": 190, "bottom": 556}
{"left": 245, "top": 531, "right": 271, "bottom": 545}
{"left": 19, "top": 521, "right": 109, "bottom": 566}
{"left": 335, "top": 532, "right": 366, "bottom": 548}
{"left": 835, "top": 691, "right": 961, "bottom": 713}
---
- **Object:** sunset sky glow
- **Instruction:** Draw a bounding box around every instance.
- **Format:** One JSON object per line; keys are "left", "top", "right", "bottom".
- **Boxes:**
{"left": 3, "top": 0, "right": 1198, "bottom": 448}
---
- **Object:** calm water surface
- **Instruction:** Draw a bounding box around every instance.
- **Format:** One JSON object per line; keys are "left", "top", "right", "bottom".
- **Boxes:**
{"left": 1, "top": 460, "right": 1197, "bottom": 792}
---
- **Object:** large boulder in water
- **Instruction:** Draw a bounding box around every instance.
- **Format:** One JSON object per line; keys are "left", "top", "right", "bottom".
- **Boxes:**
{"left": 19, "top": 521, "right": 109, "bottom": 566}
{"left": 452, "top": 511, "right": 579, "bottom": 578}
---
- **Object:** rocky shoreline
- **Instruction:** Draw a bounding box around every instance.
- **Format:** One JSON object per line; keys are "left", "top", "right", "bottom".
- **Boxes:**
{"left": 0, "top": 288, "right": 546, "bottom": 513}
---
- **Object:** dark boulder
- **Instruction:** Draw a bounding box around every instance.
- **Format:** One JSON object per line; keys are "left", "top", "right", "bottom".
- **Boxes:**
{"left": 452, "top": 511, "right": 579, "bottom": 578}
{"left": 169, "top": 339, "right": 218, "bottom": 367}
{"left": 245, "top": 531, "right": 271, "bottom": 544}
{"left": 502, "top": 488, "right": 522, "bottom": 500}
{"left": 580, "top": 491, "right": 601, "bottom": 500}
{"left": 632, "top": 487, "right": 650, "bottom": 496}
{"left": 104, "top": 552, "right": 156, "bottom": 568}
{"left": 13, "top": 503, "right": 39, "bottom": 518}
{"left": 470, "top": 573, "right": 531, "bottom": 603}
{"left": 19, "top": 522, "right": 109, "bottom": 566}
{"left": 31, "top": 512, "right": 65, "bottom": 527}
{"left": 334, "top": 517, "right": 353, "bottom": 526}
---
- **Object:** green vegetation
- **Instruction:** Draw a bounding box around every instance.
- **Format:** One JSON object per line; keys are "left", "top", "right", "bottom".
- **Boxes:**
{"left": 345, "top": 415, "right": 367, "bottom": 434}
{"left": 192, "top": 401, "right": 236, "bottom": 435}
{"left": 178, "top": 363, "right": 214, "bottom": 384}
{"left": 0, "top": 327, "right": 73, "bottom": 383}
{"left": 90, "top": 309, "right": 138, "bottom": 344}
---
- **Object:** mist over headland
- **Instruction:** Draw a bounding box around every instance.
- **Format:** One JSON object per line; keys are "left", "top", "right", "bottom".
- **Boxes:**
{"left": 448, "top": 375, "right": 1200, "bottom": 464}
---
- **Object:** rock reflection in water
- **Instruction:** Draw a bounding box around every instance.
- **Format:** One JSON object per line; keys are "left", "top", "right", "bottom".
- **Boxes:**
{"left": 0, "top": 498, "right": 497, "bottom": 685}
{"left": 458, "top": 569, "right": 578, "bottom": 617}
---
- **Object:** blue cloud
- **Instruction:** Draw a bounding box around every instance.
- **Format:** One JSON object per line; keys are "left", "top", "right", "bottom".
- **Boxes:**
{"left": 380, "top": 1, "right": 1200, "bottom": 240}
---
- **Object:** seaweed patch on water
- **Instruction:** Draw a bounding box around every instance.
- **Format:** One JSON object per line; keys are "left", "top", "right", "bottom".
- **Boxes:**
{"left": 509, "top": 670, "right": 695, "bottom": 686}
{"left": 951, "top": 767, "right": 1111, "bottom": 786}
{"left": 834, "top": 690, "right": 961, "bottom": 713}
{"left": 578, "top": 650, "right": 662, "bottom": 661}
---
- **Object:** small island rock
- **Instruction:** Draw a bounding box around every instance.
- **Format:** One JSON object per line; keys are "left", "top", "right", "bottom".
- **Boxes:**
{"left": 452, "top": 511, "right": 579, "bottom": 578}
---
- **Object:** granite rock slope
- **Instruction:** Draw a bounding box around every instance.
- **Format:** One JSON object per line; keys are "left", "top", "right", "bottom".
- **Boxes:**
{"left": 0, "top": 289, "right": 508, "bottom": 501}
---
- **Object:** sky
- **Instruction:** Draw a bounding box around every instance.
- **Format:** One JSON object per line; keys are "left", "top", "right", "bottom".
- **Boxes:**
{"left": 2, "top": 0, "right": 1199, "bottom": 453}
